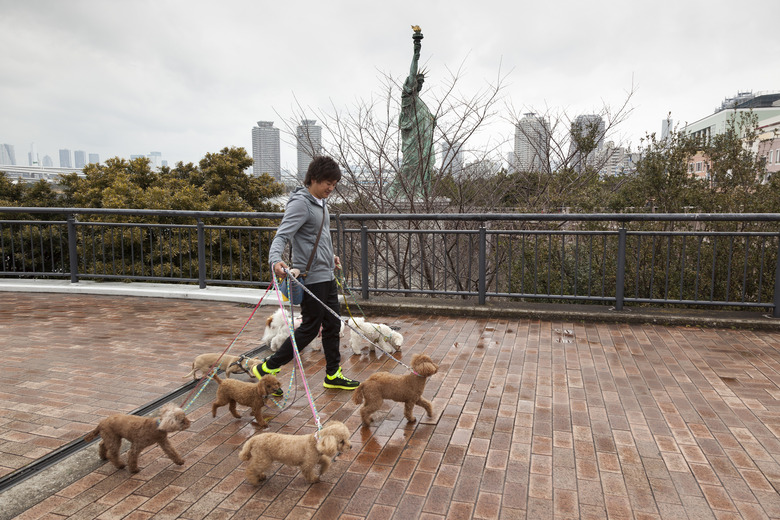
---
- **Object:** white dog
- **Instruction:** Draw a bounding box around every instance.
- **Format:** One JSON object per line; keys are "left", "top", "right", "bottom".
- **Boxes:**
{"left": 347, "top": 317, "right": 403, "bottom": 355}
{"left": 262, "top": 308, "right": 343, "bottom": 352}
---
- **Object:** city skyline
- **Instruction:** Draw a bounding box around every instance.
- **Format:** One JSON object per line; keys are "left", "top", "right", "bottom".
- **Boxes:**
{"left": 2, "top": 1, "right": 776, "bottom": 175}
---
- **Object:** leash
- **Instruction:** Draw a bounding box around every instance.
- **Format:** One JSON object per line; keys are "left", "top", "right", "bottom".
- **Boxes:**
{"left": 271, "top": 271, "right": 323, "bottom": 435}
{"left": 179, "top": 285, "right": 273, "bottom": 411}
{"left": 284, "top": 268, "right": 419, "bottom": 376}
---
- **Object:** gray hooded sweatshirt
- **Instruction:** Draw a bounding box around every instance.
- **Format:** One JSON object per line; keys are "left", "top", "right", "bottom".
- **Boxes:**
{"left": 268, "top": 186, "right": 335, "bottom": 285}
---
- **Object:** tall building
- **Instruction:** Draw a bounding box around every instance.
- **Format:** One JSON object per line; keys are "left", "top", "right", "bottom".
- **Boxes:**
{"left": 28, "top": 143, "right": 40, "bottom": 166}
{"left": 59, "top": 149, "right": 72, "bottom": 168}
{"left": 440, "top": 139, "right": 464, "bottom": 177}
{"left": 569, "top": 114, "right": 605, "bottom": 173}
{"left": 148, "top": 151, "right": 162, "bottom": 169}
{"left": 88, "top": 153, "right": 100, "bottom": 164}
{"left": 0, "top": 143, "right": 16, "bottom": 165}
{"left": 74, "top": 150, "right": 87, "bottom": 169}
{"left": 252, "top": 121, "right": 281, "bottom": 180}
{"left": 42, "top": 155, "right": 53, "bottom": 167}
{"left": 662, "top": 117, "right": 673, "bottom": 140}
{"left": 512, "top": 113, "right": 552, "bottom": 172}
{"left": 296, "top": 119, "right": 321, "bottom": 181}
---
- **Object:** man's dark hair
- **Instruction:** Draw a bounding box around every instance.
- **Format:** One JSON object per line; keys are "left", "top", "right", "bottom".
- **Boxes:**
{"left": 304, "top": 156, "right": 342, "bottom": 186}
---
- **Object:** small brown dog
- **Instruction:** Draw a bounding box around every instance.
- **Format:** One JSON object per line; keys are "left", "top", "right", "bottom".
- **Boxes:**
{"left": 238, "top": 421, "right": 351, "bottom": 484}
{"left": 352, "top": 353, "right": 438, "bottom": 426}
{"left": 211, "top": 373, "right": 281, "bottom": 428}
{"left": 84, "top": 403, "right": 191, "bottom": 473}
{"left": 183, "top": 353, "right": 261, "bottom": 380}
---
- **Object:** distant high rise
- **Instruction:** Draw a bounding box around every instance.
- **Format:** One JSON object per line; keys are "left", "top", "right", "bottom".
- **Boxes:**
{"left": 662, "top": 117, "right": 673, "bottom": 140}
{"left": 569, "top": 115, "right": 605, "bottom": 173}
{"left": 29, "top": 143, "right": 40, "bottom": 166}
{"left": 0, "top": 143, "right": 16, "bottom": 165}
{"left": 440, "top": 139, "right": 464, "bottom": 177}
{"left": 74, "top": 150, "right": 87, "bottom": 169}
{"left": 88, "top": 153, "right": 100, "bottom": 164}
{"left": 252, "top": 121, "right": 281, "bottom": 180}
{"left": 148, "top": 151, "right": 162, "bottom": 169}
{"left": 59, "top": 149, "right": 72, "bottom": 168}
{"left": 42, "top": 155, "right": 53, "bottom": 167}
{"left": 512, "top": 113, "right": 552, "bottom": 172}
{"left": 296, "top": 119, "right": 322, "bottom": 181}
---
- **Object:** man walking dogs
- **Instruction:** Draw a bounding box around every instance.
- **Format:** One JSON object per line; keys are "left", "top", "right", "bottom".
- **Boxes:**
{"left": 253, "top": 156, "right": 359, "bottom": 392}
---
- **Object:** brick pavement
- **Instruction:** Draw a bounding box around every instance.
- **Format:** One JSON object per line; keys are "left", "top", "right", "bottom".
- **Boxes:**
{"left": 2, "top": 292, "right": 780, "bottom": 519}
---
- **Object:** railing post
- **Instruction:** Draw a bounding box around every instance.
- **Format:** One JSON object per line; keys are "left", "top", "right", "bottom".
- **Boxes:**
{"left": 479, "top": 225, "right": 486, "bottom": 305}
{"left": 773, "top": 235, "right": 780, "bottom": 318}
{"left": 361, "top": 224, "right": 369, "bottom": 300}
{"left": 197, "top": 218, "right": 206, "bottom": 289}
{"left": 66, "top": 214, "right": 79, "bottom": 283}
{"left": 615, "top": 227, "right": 627, "bottom": 311}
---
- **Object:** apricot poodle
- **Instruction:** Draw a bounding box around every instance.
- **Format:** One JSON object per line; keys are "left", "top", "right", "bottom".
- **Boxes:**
{"left": 183, "top": 353, "right": 261, "bottom": 380}
{"left": 211, "top": 373, "right": 281, "bottom": 428}
{"left": 238, "top": 420, "right": 351, "bottom": 484}
{"left": 84, "top": 403, "right": 191, "bottom": 473}
{"left": 352, "top": 353, "right": 438, "bottom": 426}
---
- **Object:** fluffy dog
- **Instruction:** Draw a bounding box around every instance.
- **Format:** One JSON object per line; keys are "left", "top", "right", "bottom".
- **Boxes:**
{"left": 347, "top": 317, "right": 403, "bottom": 355}
{"left": 211, "top": 374, "right": 281, "bottom": 428}
{"left": 261, "top": 309, "right": 301, "bottom": 352}
{"left": 352, "top": 353, "right": 438, "bottom": 426}
{"left": 262, "top": 308, "right": 343, "bottom": 352}
{"left": 183, "top": 353, "right": 261, "bottom": 380}
{"left": 84, "top": 403, "right": 191, "bottom": 473}
{"left": 238, "top": 421, "right": 351, "bottom": 484}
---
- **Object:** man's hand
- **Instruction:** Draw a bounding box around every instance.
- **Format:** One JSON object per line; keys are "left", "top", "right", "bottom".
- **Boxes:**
{"left": 273, "top": 261, "right": 289, "bottom": 277}
{"left": 334, "top": 256, "right": 342, "bottom": 270}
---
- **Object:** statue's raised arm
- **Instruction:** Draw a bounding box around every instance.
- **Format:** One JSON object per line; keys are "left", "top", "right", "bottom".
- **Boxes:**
{"left": 405, "top": 26, "right": 424, "bottom": 93}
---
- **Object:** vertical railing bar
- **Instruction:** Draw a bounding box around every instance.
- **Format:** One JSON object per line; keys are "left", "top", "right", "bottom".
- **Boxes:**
{"left": 601, "top": 234, "right": 607, "bottom": 298}
{"left": 726, "top": 235, "right": 734, "bottom": 303}
{"left": 649, "top": 235, "right": 657, "bottom": 302}
{"left": 694, "top": 235, "right": 703, "bottom": 302}
{"left": 197, "top": 220, "right": 206, "bottom": 289}
{"left": 361, "top": 225, "right": 368, "bottom": 300}
{"left": 586, "top": 233, "right": 593, "bottom": 297}
{"left": 710, "top": 235, "right": 717, "bottom": 302}
{"left": 758, "top": 236, "right": 766, "bottom": 305}
{"left": 546, "top": 234, "right": 552, "bottom": 296}
{"left": 741, "top": 236, "right": 750, "bottom": 303}
{"left": 67, "top": 215, "right": 79, "bottom": 282}
{"left": 664, "top": 235, "right": 671, "bottom": 301}
{"left": 679, "top": 235, "right": 686, "bottom": 301}
{"left": 560, "top": 234, "right": 565, "bottom": 296}
{"left": 615, "top": 227, "right": 627, "bottom": 311}
{"left": 573, "top": 233, "right": 579, "bottom": 297}
{"left": 635, "top": 234, "right": 641, "bottom": 299}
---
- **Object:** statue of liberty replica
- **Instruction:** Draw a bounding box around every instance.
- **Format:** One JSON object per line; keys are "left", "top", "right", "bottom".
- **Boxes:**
{"left": 396, "top": 25, "right": 435, "bottom": 199}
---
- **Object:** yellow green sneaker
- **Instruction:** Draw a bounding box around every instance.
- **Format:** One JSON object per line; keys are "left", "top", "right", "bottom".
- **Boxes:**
{"left": 323, "top": 367, "right": 359, "bottom": 390}
{"left": 253, "top": 362, "right": 283, "bottom": 397}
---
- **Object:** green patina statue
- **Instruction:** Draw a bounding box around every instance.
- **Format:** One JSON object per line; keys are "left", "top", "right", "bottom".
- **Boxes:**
{"left": 398, "top": 25, "right": 435, "bottom": 196}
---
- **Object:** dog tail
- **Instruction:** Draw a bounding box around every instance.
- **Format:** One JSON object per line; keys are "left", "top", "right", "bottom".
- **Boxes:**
{"left": 182, "top": 366, "right": 196, "bottom": 379}
{"left": 213, "top": 374, "right": 223, "bottom": 384}
{"left": 238, "top": 440, "right": 253, "bottom": 461}
{"left": 351, "top": 386, "right": 364, "bottom": 405}
{"left": 83, "top": 425, "right": 101, "bottom": 442}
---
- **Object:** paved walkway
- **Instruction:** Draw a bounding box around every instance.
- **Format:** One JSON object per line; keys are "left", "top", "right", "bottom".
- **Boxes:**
{"left": 2, "top": 290, "right": 780, "bottom": 519}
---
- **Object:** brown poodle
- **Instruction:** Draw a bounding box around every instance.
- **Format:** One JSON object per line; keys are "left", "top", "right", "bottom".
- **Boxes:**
{"left": 352, "top": 353, "right": 439, "bottom": 426}
{"left": 238, "top": 421, "right": 352, "bottom": 484}
{"left": 83, "top": 403, "right": 191, "bottom": 473}
{"left": 183, "top": 353, "right": 261, "bottom": 380}
{"left": 211, "top": 373, "right": 281, "bottom": 428}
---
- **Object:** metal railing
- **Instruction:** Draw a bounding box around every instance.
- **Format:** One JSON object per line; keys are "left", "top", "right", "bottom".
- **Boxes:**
{"left": 2, "top": 207, "right": 780, "bottom": 317}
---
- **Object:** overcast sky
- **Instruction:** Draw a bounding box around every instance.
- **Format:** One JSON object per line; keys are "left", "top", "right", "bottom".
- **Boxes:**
{"left": 2, "top": 0, "right": 778, "bottom": 173}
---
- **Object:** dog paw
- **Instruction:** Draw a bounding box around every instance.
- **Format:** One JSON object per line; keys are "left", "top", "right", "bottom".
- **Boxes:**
{"left": 173, "top": 458, "right": 184, "bottom": 465}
